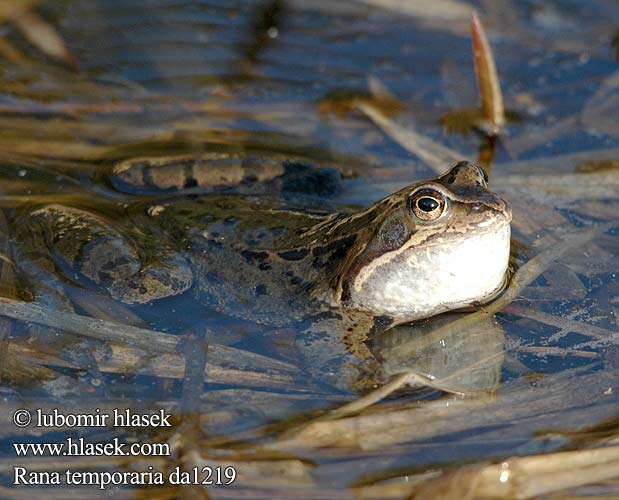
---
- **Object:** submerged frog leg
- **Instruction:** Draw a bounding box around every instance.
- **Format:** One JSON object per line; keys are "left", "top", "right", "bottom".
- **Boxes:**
{"left": 18, "top": 205, "right": 192, "bottom": 304}
{"left": 111, "top": 154, "right": 341, "bottom": 196}
{"left": 295, "top": 310, "right": 389, "bottom": 392}
{"left": 11, "top": 220, "right": 114, "bottom": 391}
{"left": 111, "top": 154, "right": 283, "bottom": 192}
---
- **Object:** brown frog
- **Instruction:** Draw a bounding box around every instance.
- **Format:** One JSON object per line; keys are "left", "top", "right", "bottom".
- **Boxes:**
{"left": 17, "top": 159, "right": 511, "bottom": 391}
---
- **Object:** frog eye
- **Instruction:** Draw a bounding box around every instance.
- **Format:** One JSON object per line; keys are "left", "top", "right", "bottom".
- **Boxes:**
{"left": 409, "top": 189, "right": 446, "bottom": 221}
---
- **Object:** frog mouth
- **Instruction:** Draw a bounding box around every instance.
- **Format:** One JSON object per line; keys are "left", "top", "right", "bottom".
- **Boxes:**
{"left": 402, "top": 216, "right": 511, "bottom": 251}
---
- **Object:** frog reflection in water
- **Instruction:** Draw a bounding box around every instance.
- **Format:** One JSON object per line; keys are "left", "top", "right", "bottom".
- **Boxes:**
{"left": 21, "top": 160, "right": 511, "bottom": 391}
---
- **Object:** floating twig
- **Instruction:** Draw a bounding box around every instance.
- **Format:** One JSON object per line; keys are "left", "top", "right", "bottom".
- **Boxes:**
{"left": 410, "top": 446, "right": 619, "bottom": 499}
{"left": 471, "top": 11, "right": 505, "bottom": 135}
{"left": 8, "top": 3, "right": 77, "bottom": 68}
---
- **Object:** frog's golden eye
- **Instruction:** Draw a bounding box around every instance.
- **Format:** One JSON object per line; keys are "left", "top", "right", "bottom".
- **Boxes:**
{"left": 409, "top": 189, "right": 446, "bottom": 221}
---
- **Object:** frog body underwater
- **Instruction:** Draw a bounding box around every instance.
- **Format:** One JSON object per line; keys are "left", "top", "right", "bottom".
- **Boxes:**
{"left": 18, "top": 160, "right": 511, "bottom": 391}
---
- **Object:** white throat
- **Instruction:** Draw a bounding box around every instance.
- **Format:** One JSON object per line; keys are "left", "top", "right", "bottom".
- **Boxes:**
{"left": 349, "top": 223, "right": 511, "bottom": 321}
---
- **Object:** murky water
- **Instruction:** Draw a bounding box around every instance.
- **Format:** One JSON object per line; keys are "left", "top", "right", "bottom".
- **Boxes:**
{"left": 1, "top": 0, "right": 618, "bottom": 498}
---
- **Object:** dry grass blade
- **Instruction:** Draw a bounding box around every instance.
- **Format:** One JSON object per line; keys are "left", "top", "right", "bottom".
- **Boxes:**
{"left": 506, "top": 305, "right": 617, "bottom": 341}
{"left": 357, "top": 102, "right": 464, "bottom": 173}
{"left": 515, "top": 346, "right": 598, "bottom": 359}
{"left": 0, "top": 297, "right": 177, "bottom": 352}
{"left": 471, "top": 11, "right": 505, "bottom": 134}
{"left": 409, "top": 446, "right": 619, "bottom": 500}
{"left": 0, "top": 297, "right": 302, "bottom": 388}
{"left": 11, "top": 8, "right": 76, "bottom": 67}
{"left": 356, "top": 0, "right": 471, "bottom": 21}
{"left": 272, "top": 361, "right": 618, "bottom": 451}
{"left": 319, "top": 372, "right": 466, "bottom": 421}
{"left": 167, "top": 435, "right": 315, "bottom": 489}
{"left": 367, "top": 75, "right": 398, "bottom": 102}
{"left": 66, "top": 288, "right": 148, "bottom": 327}
{"left": 10, "top": 341, "right": 300, "bottom": 390}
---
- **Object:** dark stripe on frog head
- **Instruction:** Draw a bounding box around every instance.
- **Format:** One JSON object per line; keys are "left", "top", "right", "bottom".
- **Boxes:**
{"left": 330, "top": 196, "right": 415, "bottom": 302}
{"left": 340, "top": 210, "right": 413, "bottom": 281}
{"left": 312, "top": 234, "right": 357, "bottom": 257}
{"left": 311, "top": 235, "right": 358, "bottom": 272}
{"left": 277, "top": 248, "right": 309, "bottom": 260}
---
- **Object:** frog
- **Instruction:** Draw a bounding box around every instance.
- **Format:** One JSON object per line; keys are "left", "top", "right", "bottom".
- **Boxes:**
{"left": 15, "top": 159, "right": 511, "bottom": 392}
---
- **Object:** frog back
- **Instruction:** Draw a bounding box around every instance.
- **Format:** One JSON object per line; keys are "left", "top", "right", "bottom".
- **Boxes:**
{"left": 144, "top": 194, "right": 357, "bottom": 326}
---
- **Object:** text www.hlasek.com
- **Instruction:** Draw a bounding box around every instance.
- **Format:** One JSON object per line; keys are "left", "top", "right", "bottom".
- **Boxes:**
{"left": 14, "top": 437, "right": 170, "bottom": 457}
